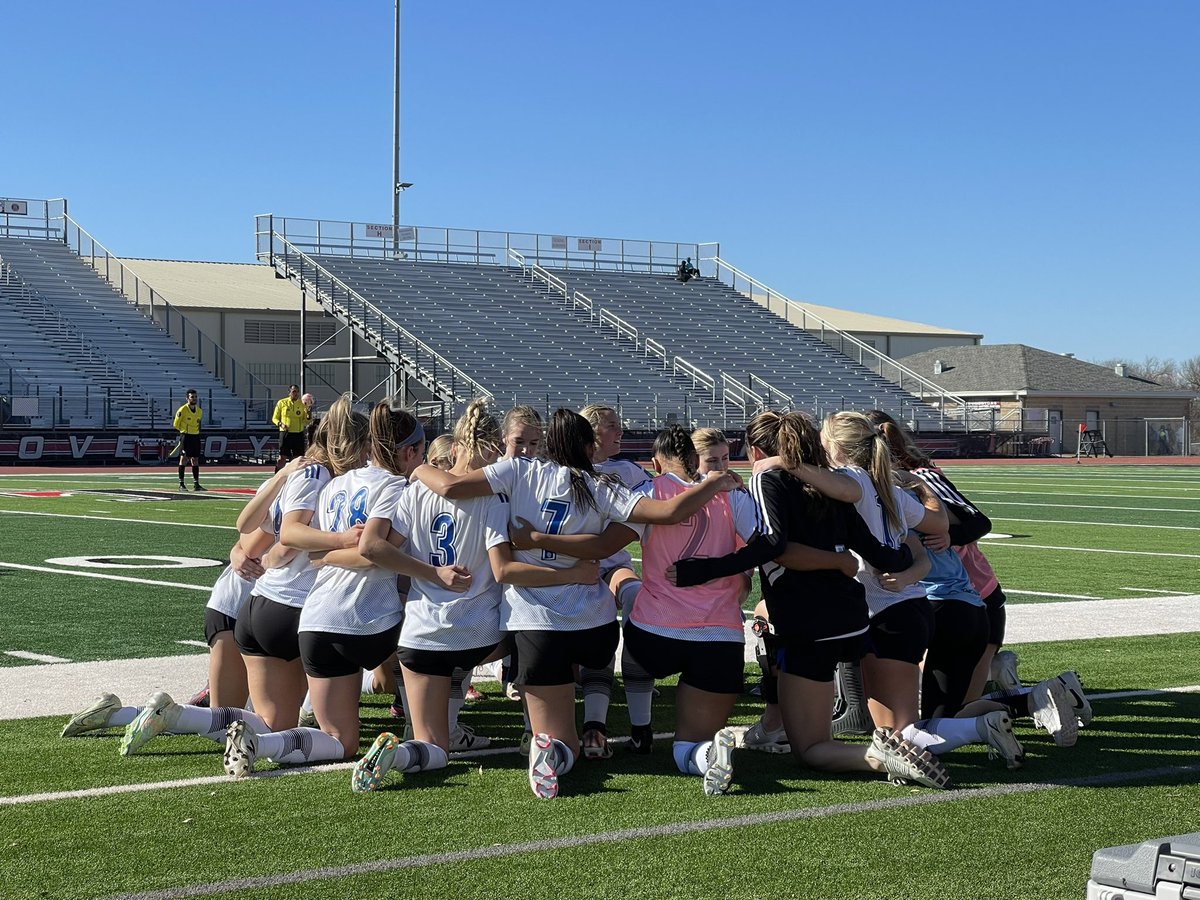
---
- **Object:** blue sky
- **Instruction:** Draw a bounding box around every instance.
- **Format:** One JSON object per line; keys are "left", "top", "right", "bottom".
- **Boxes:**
{"left": 5, "top": 1, "right": 1197, "bottom": 362}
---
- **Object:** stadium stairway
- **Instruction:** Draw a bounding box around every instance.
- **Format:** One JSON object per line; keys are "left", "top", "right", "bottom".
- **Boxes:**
{"left": 0, "top": 238, "right": 245, "bottom": 427}
{"left": 554, "top": 269, "right": 954, "bottom": 429}
{"left": 306, "top": 256, "right": 726, "bottom": 426}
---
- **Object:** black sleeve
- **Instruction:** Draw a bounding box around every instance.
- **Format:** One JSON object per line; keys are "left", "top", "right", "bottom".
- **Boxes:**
{"left": 844, "top": 507, "right": 913, "bottom": 572}
{"left": 673, "top": 472, "right": 788, "bottom": 587}
{"left": 917, "top": 468, "right": 993, "bottom": 545}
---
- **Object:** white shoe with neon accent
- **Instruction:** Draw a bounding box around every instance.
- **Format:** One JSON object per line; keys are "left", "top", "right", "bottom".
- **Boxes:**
{"left": 120, "top": 692, "right": 181, "bottom": 756}
{"left": 62, "top": 693, "right": 123, "bottom": 738}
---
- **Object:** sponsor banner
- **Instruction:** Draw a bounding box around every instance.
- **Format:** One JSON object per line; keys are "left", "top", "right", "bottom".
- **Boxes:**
{"left": 0, "top": 432, "right": 281, "bottom": 464}
{"left": 2, "top": 200, "right": 29, "bottom": 215}
{"left": 551, "top": 235, "right": 567, "bottom": 250}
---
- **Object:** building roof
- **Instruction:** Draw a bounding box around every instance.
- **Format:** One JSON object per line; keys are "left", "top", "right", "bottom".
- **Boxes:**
{"left": 748, "top": 291, "right": 979, "bottom": 338}
{"left": 116, "top": 258, "right": 302, "bottom": 310}
{"left": 900, "top": 344, "right": 1195, "bottom": 397}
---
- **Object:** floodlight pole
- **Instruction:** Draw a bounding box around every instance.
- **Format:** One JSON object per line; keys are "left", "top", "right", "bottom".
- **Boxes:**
{"left": 391, "top": 0, "right": 401, "bottom": 258}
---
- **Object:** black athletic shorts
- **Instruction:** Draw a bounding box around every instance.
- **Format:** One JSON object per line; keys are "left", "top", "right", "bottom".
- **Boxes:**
{"left": 866, "top": 596, "right": 934, "bottom": 665}
{"left": 774, "top": 631, "right": 868, "bottom": 683}
{"left": 622, "top": 622, "right": 744, "bottom": 694}
{"left": 234, "top": 594, "right": 302, "bottom": 661}
{"left": 922, "top": 600, "right": 989, "bottom": 718}
{"left": 512, "top": 620, "right": 620, "bottom": 686}
{"left": 299, "top": 623, "right": 403, "bottom": 679}
{"left": 203, "top": 608, "right": 238, "bottom": 647}
{"left": 399, "top": 638, "right": 508, "bottom": 678}
{"left": 982, "top": 586, "right": 1007, "bottom": 646}
{"left": 181, "top": 434, "right": 202, "bottom": 458}
{"left": 279, "top": 431, "right": 306, "bottom": 460}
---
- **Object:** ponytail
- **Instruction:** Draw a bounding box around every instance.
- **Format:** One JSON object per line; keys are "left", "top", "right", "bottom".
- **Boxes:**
{"left": 823, "top": 411, "right": 902, "bottom": 533}
{"left": 652, "top": 425, "right": 699, "bottom": 480}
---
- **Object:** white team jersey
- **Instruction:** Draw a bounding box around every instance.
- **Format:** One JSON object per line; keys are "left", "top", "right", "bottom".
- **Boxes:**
{"left": 253, "top": 463, "right": 331, "bottom": 608}
{"left": 299, "top": 464, "right": 408, "bottom": 636}
{"left": 392, "top": 481, "right": 510, "bottom": 651}
{"left": 594, "top": 457, "right": 653, "bottom": 571}
{"left": 483, "top": 456, "right": 641, "bottom": 631}
{"left": 206, "top": 475, "right": 275, "bottom": 618}
{"left": 838, "top": 465, "right": 928, "bottom": 616}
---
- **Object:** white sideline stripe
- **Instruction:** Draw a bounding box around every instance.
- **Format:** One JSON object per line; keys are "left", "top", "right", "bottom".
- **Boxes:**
{"left": 0, "top": 509, "right": 236, "bottom": 530}
{"left": 992, "top": 516, "right": 1200, "bottom": 532}
{"left": 969, "top": 489, "right": 1200, "bottom": 502}
{"left": 98, "top": 763, "right": 1200, "bottom": 900}
{"left": 3, "top": 651, "right": 71, "bottom": 663}
{"left": 0, "top": 561, "right": 214, "bottom": 592}
{"left": 1122, "top": 587, "right": 1192, "bottom": 595}
{"left": 10, "top": 686, "right": 1198, "bottom": 812}
{"left": 978, "top": 542, "right": 1200, "bottom": 560}
{"left": 982, "top": 500, "right": 1200, "bottom": 515}
{"left": 174, "top": 640, "right": 209, "bottom": 648}
{"left": 1003, "top": 589, "right": 1101, "bottom": 600}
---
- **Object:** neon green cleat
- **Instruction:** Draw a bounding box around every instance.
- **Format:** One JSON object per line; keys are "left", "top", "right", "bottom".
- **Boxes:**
{"left": 352, "top": 732, "right": 400, "bottom": 793}
{"left": 62, "top": 693, "right": 123, "bottom": 738}
{"left": 119, "top": 691, "right": 180, "bottom": 757}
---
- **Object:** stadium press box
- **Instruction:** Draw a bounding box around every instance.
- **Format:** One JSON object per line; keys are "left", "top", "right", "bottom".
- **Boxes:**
{"left": 1087, "top": 833, "right": 1200, "bottom": 899}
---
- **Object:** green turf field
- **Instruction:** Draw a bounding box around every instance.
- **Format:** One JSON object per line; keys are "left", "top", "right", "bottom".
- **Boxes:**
{"left": 0, "top": 464, "right": 1197, "bottom": 899}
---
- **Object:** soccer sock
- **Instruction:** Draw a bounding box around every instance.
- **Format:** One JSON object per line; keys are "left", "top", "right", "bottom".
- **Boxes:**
{"left": 903, "top": 717, "right": 983, "bottom": 754}
{"left": 522, "top": 706, "right": 531, "bottom": 733}
{"left": 177, "top": 461, "right": 185, "bottom": 483}
{"left": 108, "top": 706, "right": 139, "bottom": 728}
{"left": 984, "top": 688, "right": 1032, "bottom": 718}
{"left": 620, "top": 644, "right": 655, "bottom": 728}
{"left": 899, "top": 724, "right": 942, "bottom": 752}
{"left": 175, "top": 705, "right": 269, "bottom": 742}
{"left": 395, "top": 740, "right": 449, "bottom": 773}
{"left": 616, "top": 579, "right": 642, "bottom": 620}
{"left": 361, "top": 670, "right": 376, "bottom": 694}
{"left": 258, "top": 727, "right": 344, "bottom": 764}
{"left": 550, "top": 738, "right": 576, "bottom": 776}
{"left": 672, "top": 740, "right": 698, "bottom": 774}
{"left": 192, "top": 463, "right": 200, "bottom": 483}
{"left": 581, "top": 658, "right": 615, "bottom": 728}
{"left": 300, "top": 692, "right": 314, "bottom": 715}
{"left": 449, "top": 668, "right": 469, "bottom": 731}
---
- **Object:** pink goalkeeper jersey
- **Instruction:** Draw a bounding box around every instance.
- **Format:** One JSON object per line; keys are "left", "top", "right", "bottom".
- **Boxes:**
{"left": 633, "top": 473, "right": 746, "bottom": 632}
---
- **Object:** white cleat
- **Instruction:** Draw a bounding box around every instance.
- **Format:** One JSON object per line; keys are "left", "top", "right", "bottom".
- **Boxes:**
{"left": 703, "top": 728, "right": 736, "bottom": 796}
{"left": 528, "top": 733, "right": 559, "bottom": 799}
{"left": 448, "top": 723, "right": 491, "bottom": 751}
{"left": 866, "top": 728, "right": 951, "bottom": 789}
{"left": 980, "top": 711, "right": 1025, "bottom": 768}
{"left": 741, "top": 717, "right": 790, "bottom": 754}
{"left": 989, "top": 650, "right": 1021, "bottom": 695}
{"left": 1055, "top": 671, "right": 1093, "bottom": 728}
{"left": 1031, "top": 678, "right": 1079, "bottom": 747}
{"left": 223, "top": 720, "right": 258, "bottom": 778}
{"left": 120, "top": 691, "right": 181, "bottom": 756}
{"left": 62, "top": 693, "right": 123, "bottom": 738}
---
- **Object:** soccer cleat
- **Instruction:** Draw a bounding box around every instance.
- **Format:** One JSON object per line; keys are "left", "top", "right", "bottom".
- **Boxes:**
{"left": 61, "top": 693, "right": 123, "bottom": 738}
{"left": 223, "top": 720, "right": 258, "bottom": 778}
{"left": 989, "top": 649, "right": 1021, "bottom": 695}
{"left": 866, "top": 728, "right": 951, "bottom": 789}
{"left": 528, "top": 733, "right": 559, "bottom": 799}
{"left": 193, "top": 483, "right": 206, "bottom": 492}
{"left": 627, "top": 723, "right": 654, "bottom": 755}
{"left": 120, "top": 691, "right": 181, "bottom": 756}
{"left": 388, "top": 701, "right": 406, "bottom": 720}
{"left": 178, "top": 482, "right": 188, "bottom": 492}
{"left": 187, "top": 683, "right": 210, "bottom": 708}
{"left": 448, "top": 723, "right": 490, "bottom": 751}
{"left": 297, "top": 708, "right": 318, "bottom": 729}
{"left": 1055, "top": 671, "right": 1093, "bottom": 728}
{"left": 518, "top": 730, "right": 533, "bottom": 757}
{"left": 581, "top": 727, "right": 612, "bottom": 760}
{"left": 351, "top": 732, "right": 399, "bottom": 793}
{"left": 741, "top": 717, "right": 790, "bottom": 754}
{"left": 1031, "top": 678, "right": 1079, "bottom": 747}
{"left": 464, "top": 685, "right": 485, "bottom": 704}
{"left": 702, "top": 728, "right": 736, "bottom": 796}
{"left": 981, "top": 711, "right": 1025, "bottom": 768}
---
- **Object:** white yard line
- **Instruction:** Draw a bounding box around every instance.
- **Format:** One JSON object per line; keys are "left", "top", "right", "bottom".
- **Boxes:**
{"left": 992, "top": 517, "right": 1200, "bottom": 532}
{"left": 977, "top": 542, "right": 1200, "bottom": 560}
{"left": 0, "top": 561, "right": 213, "bottom": 592}
{"left": 3, "top": 651, "right": 71, "bottom": 663}
{"left": 1002, "top": 589, "right": 1102, "bottom": 600}
{"left": 0, "top": 509, "right": 235, "bottom": 530}
{"left": 174, "top": 640, "right": 209, "bottom": 648}
{"left": 982, "top": 500, "right": 1198, "bottom": 514}
{"left": 968, "top": 489, "right": 1200, "bottom": 501}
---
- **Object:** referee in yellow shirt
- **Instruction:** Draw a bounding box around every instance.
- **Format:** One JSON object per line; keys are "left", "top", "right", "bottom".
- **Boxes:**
{"left": 272, "top": 384, "right": 310, "bottom": 470}
{"left": 173, "top": 389, "right": 205, "bottom": 491}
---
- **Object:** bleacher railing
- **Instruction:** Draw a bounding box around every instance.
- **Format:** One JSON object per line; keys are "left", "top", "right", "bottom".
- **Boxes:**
{"left": 263, "top": 232, "right": 492, "bottom": 407}
{"left": 701, "top": 255, "right": 967, "bottom": 428}
{"left": 257, "top": 215, "right": 706, "bottom": 274}
{"left": 58, "top": 215, "right": 273, "bottom": 421}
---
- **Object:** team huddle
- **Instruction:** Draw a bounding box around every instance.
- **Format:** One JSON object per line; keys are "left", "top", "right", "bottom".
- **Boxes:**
{"left": 61, "top": 398, "right": 1091, "bottom": 799}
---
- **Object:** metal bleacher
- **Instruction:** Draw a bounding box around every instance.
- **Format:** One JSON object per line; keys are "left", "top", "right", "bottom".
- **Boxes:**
{"left": 308, "top": 256, "right": 721, "bottom": 425}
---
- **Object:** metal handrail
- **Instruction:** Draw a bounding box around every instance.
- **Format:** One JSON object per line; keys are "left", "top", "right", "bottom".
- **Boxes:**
{"left": 572, "top": 290, "right": 594, "bottom": 320}
{"left": 599, "top": 309, "right": 638, "bottom": 347}
{"left": 530, "top": 264, "right": 568, "bottom": 299}
{"left": 60, "top": 214, "right": 273, "bottom": 405}
{"left": 673, "top": 356, "right": 716, "bottom": 399}
{"left": 705, "top": 255, "right": 966, "bottom": 423}
{"left": 748, "top": 373, "right": 795, "bottom": 410}
{"left": 269, "top": 233, "right": 492, "bottom": 404}
{"left": 721, "top": 372, "right": 763, "bottom": 415}
{"left": 644, "top": 338, "right": 667, "bottom": 367}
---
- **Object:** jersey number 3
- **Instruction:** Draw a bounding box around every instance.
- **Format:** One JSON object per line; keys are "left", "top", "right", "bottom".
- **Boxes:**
{"left": 429, "top": 512, "right": 456, "bottom": 566}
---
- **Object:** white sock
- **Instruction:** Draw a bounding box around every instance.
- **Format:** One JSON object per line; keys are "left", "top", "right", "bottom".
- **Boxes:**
{"left": 395, "top": 740, "right": 449, "bottom": 773}
{"left": 175, "top": 705, "right": 268, "bottom": 742}
{"left": 899, "top": 724, "right": 943, "bottom": 752}
{"left": 300, "top": 692, "right": 314, "bottom": 715}
{"left": 551, "top": 738, "right": 576, "bottom": 776}
{"left": 361, "top": 669, "right": 375, "bottom": 694}
{"left": 449, "top": 667, "right": 469, "bottom": 731}
{"left": 109, "top": 707, "right": 138, "bottom": 728}
{"left": 620, "top": 644, "right": 655, "bottom": 727}
{"left": 617, "top": 579, "right": 642, "bottom": 619}
{"left": 688, "top": 741, "right": 713, "bottom": 776}
{"left": 257, "top": 727, "right": 344, "bottom": 764}
{"left": 905, "top": 717, "right": 983, "bottom": 754}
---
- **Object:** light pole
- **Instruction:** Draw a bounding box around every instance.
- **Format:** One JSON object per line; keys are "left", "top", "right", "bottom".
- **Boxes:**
{"left": 391, "top": 0, "right": 410, "bottom": 258}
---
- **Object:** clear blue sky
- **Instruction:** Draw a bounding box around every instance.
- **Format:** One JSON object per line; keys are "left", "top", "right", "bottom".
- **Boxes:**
{"left": 5, "top": 1, "right": 1198, "bottom": 362}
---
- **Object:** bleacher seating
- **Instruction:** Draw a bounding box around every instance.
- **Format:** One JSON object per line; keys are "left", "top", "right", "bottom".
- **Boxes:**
{"left": 554, "top": 269, "right": 951, "bottom": 428}
{"left": 0, "top": 238, "right": 246, "bottom": 426}
{"left": 308, "top": 256, "right": 722, "bottom": 426}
